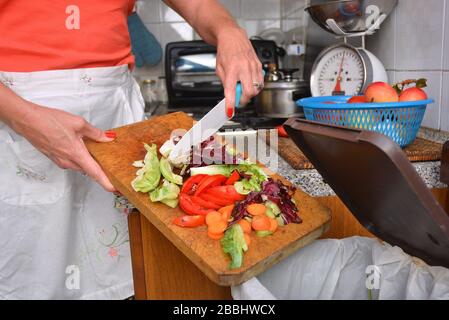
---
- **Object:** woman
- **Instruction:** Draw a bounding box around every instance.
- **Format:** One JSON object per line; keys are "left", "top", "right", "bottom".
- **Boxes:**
{"left": 0, "top": 0, "right": 263, "bottom": 299}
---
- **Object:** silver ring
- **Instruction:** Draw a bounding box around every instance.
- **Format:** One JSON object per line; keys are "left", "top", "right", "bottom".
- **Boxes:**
{"left": 253, "top": 82, "right": 264, "bottom": 90}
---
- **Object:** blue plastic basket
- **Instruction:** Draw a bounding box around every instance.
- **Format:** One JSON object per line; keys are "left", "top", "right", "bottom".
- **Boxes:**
{"left": 297, "top": 96, "right": 434, "bottom": 148}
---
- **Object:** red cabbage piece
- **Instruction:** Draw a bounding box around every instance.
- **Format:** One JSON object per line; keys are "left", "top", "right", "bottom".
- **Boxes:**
{"left": 229, "top": 178, "right": 301, "bottom": 226}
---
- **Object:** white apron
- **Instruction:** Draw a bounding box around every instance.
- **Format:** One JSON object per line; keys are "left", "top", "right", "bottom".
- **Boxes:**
{"left": 0, "top": 65, "right": 144, "bottom": 299}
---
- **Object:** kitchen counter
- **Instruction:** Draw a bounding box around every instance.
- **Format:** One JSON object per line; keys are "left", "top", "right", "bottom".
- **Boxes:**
{"left": 264, "top": 127, "right": 448, "bottom": 197}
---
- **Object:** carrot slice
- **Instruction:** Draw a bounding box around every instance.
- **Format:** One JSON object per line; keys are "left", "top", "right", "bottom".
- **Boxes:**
{"left": 218, "top": 204, "right": 234, "bottom": 221}
{"left": 247, "top": 203, "right": 266, "bottom": 216}
{"left": 208, "top": 220, "right": 228, "bottom": 234}
{"left": 268, "top": 218, "right": 278, "bottom": 233}
{"left": 205, "top": 211, "right": 223, "bottom": 226}
{"left": 244, "top": 233, "right": 251, "bottom": 246}
{"left": 251, "top": 215, "right": 271, "bottom": 231}
{"left": 207, "top": 230, "right": 224, "bottom": 240}
{"left": 238, "top": 219, "right": 252, "bottom": 234}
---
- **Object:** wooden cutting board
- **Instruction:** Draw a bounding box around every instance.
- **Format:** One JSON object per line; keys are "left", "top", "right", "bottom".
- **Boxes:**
{"left": 85, "top": 112, "right": 331, "bottom": 286}
{"left": 272, "top": 136, "right": 443, "bottom": 170}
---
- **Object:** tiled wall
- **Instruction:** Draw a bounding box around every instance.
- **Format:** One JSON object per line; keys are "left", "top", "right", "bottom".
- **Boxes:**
{"left": 134, "top": 0, "right": 307, "bottom": 77}
{"left": 366, "top": 0, "right": 448, "bottom": 130}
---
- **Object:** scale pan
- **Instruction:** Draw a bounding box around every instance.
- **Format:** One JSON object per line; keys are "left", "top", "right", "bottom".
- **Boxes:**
{"left": 306, "top": 0, "right": 397, "bottom": 35}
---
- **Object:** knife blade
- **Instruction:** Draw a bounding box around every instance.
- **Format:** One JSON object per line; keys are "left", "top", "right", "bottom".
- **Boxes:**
{"left": 169, "top": 83, "right": 242, "bottom": 161}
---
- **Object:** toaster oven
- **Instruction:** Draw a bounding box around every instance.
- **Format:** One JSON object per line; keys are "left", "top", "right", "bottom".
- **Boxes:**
{"left": 165, "top": 40, "right": 279, "bottom": 107}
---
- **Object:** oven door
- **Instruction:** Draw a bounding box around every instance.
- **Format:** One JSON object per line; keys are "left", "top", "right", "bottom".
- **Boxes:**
{"left": 166, "top": 41, "right": 224, "bottom": 107}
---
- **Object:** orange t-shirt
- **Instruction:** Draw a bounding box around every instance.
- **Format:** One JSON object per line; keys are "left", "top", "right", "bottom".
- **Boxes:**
{"left": 0, "top": 0, "right": 136, "bottom": 72}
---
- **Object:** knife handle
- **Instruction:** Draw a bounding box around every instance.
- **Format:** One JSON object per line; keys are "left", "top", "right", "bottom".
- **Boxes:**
{"left": 235, "top": 82, "right": 242, "bottom": 108}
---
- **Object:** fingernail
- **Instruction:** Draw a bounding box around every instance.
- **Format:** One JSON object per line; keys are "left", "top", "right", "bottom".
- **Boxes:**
{"left": 227, "top": 107, "right": 234, "bottom": 118}
{"left": 113, "top": 191, "right": 122, "bottom": 196}
{"left": 105, "top": 131, "right": 117, "bottom": 139}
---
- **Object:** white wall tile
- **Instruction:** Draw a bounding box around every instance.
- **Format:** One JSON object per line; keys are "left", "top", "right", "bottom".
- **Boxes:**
{"left": 160, "top": 2, "right": 185, "bottom": 22}
{"left": 395, "top": 71, "right": 442, "bottom": 129}
{"left": 160, "top": 23, "right": 194, "bottom": 48}
{"left": 395, "top": 0, "right": 444, "bottom": 70}
{"left": 282, "top": 0, "right": 306, "bottom": 18}
{"left": 219, "top": 0, "right": 241, "bottom": 18}
{"left": 144, "top": 23, "right": 162, "bottom": 44}
{"left": 241, "top": 0, "right": 281, "bottom": 19}
{"left": 135, "top": 0, "right": 161, "bottom": 23}
{"left": 239, "top": 19, "right": 281, "bottom": 38}
{"left": 281, "top": 18, "right": 304, "bottom": 32}
{"left": 366, "top": 11, "right": 395, "bottom": 70}
{"left": 443, "top": 1, "right": 449, "bottom": 70}
{"left": 440, "top": 72, "right": 449, "bottom": 130}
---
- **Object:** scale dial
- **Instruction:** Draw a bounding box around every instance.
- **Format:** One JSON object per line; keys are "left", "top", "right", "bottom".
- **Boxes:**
{"left": 311, "top": 44, "right": 366, "bottom": 97}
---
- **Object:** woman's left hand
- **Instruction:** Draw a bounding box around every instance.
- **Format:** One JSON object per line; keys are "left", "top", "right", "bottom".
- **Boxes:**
{"left": 215, "top": 27, "right": 264, "bottom": 117}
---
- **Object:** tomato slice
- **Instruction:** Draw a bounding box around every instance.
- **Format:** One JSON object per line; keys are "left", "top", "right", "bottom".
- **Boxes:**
{"left": 200, "top": 192, "right": 235, "bottom": 207}
{"left": 173, "top": 215, "right": 205, "bottom": 228}
{"left": 179, "top": 193, "right": 213, "bottom": 216}
{"left": 207, "top": 185, "right": 246, "bottom": 201}
{"left": 191, "top": 196, "right": 221, "bottom": 210}
{"left": 277, "top": 125, "right": 288, "bottom": 138}
{"left": 225, "top": 170, "right": 240, "bottom": 185}
{"left": 195, "top": 174, "right": 227, "bottom": 196}
{"left": 181, "top": 174, "right": 207, "bottom": 195}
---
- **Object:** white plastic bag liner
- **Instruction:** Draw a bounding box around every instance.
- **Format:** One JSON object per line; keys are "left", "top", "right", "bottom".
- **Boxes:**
{"left": 232, "top": 237, "right": 449, "bottom": 300}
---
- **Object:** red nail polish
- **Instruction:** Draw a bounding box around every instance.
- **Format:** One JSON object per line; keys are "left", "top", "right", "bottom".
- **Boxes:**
{"left": 227, "top": 107, "right": 234, "bottom": 118}
{"left": 105, "top": 131, "right": 116, "bottom": 139}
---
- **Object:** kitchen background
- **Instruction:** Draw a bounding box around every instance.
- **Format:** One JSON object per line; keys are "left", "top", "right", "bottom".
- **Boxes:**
{"left": 133, "top": 0, "right": 449, "bottom": 131}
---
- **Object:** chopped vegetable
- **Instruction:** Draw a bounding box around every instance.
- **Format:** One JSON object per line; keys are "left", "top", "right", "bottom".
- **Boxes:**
{"left": 195, "top": 174, "right": 228, "bottom": 196}
{"left": 160, "top": 157, "right": 183, "bottom": 185}
{"left": 150, "top": 179, "right": 180, "bottom": 202}
{"left": 221, "top": 224, "right": 248, "bottom": 269}
{"left": 218, "top": 204, "right": 234, "bottom": 221}
{"left": 268, "top": 218, "right": 278, "bottom": 232}
{"left": 161, "top": 198, "right": 179, "bottom": 208}
{"left": 181, "top": 174, "right": 206, "bottom": 195}
{"left": 179, "top": 193, "right": 214, "bottom": 216}
{"left": 251, "top": 215, "right": 271, "bottom": 231}
{"left": 191, "top": 196, "right": 221, "bottom": 210}
{"left": 225, "top": 170, "right": 240, "bottom": 185}
{"left": 256, "top": 230, "right": 273, "bottom": 237}
{"left": 173, "top": 215, "right": 205, "bottom": 228}
{"left": 238, "top": 219, "right": 252, "bottom": 234}
{"left": 208, "top": 231, "right": 224, "bottom": 240}
{"left": 230, "top": 178, "right": 301, "bottom": 227}
{"left": 201, "top": 192, "right": 235, "bottom": 207}
{"left": 190, "top": 163, "right": 268, "bottom": 195}
{"left": 206, "top": 211, "right": 223, "bottom": 226}
{"left": 247, "top": 203, "right": 266, "bottom": 216}
{"left": 207, "top": 185, "right": 246, "bottom": 202}
{"left": 208, "top": 220, "right": 227, "bottom": 234}
{"left": 131, "top": 143, "right": 161, "bottom": 193}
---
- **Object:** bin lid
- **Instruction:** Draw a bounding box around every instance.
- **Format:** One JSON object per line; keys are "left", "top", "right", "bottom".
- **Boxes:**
{"left": 284, "top": 118, "right": 449, "bottom": 267}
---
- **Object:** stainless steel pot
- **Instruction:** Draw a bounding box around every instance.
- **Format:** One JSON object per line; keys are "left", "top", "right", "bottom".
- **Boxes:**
{"left": 255, "top": 79, "right": 310, "bottom": 118}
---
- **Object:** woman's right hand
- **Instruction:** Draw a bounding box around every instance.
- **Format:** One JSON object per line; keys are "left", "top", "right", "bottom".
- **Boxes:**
{"left": 10, "top": 102, "right": 117, "bottom": 192}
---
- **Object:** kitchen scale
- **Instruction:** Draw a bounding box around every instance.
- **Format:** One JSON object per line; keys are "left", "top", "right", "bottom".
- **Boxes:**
{"left": 306, "top": 0, "right": 398, "bottom": 97}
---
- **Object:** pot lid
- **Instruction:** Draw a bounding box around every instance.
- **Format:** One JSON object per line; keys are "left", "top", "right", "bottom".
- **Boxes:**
{"left": 264, "top": 79, "right": 309, "bottom": 89}
{"left": 284, "top": 118, "right": 449, "bottom": 267}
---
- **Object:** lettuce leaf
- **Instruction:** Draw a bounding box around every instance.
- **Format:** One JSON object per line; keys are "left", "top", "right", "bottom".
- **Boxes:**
{"left": 150, "top": 179, "right": 180, "bottom": 202}
{"left": 220, "top": 224, "right": 248, "bottom": 269}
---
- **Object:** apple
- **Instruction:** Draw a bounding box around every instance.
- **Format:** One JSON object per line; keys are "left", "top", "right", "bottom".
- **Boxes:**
{"left": 364, "top": 82, "right": 399, "bottom": 103}
{"left": 399, "top": 87, "right": 427, "bottom": 102}
{"left": 347, "top": 95, "right": 367, "bottom": 103}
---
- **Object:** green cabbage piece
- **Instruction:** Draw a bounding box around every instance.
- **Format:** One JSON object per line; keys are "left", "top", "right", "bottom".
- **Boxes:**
{"left": 150, "top": 179, "right": 180, "bottom": 203}
{"left": 160, "top": 157, "right": 183, "bottom": 185}
{"left": 131, "top": 143, "right": 161, "bottom": 193}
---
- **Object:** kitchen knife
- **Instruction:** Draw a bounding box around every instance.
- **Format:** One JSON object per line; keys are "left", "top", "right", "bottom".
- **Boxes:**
{"left": 169, "top": 83, "right": 242, "bottom": 161}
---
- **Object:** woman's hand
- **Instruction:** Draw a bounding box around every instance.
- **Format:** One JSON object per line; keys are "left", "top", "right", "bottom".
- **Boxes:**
{"left": 215, "top": 27, "right": 264, "bottom": 117}
{"left": 10, "top": 102, "right": 116, "bottom": 192}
